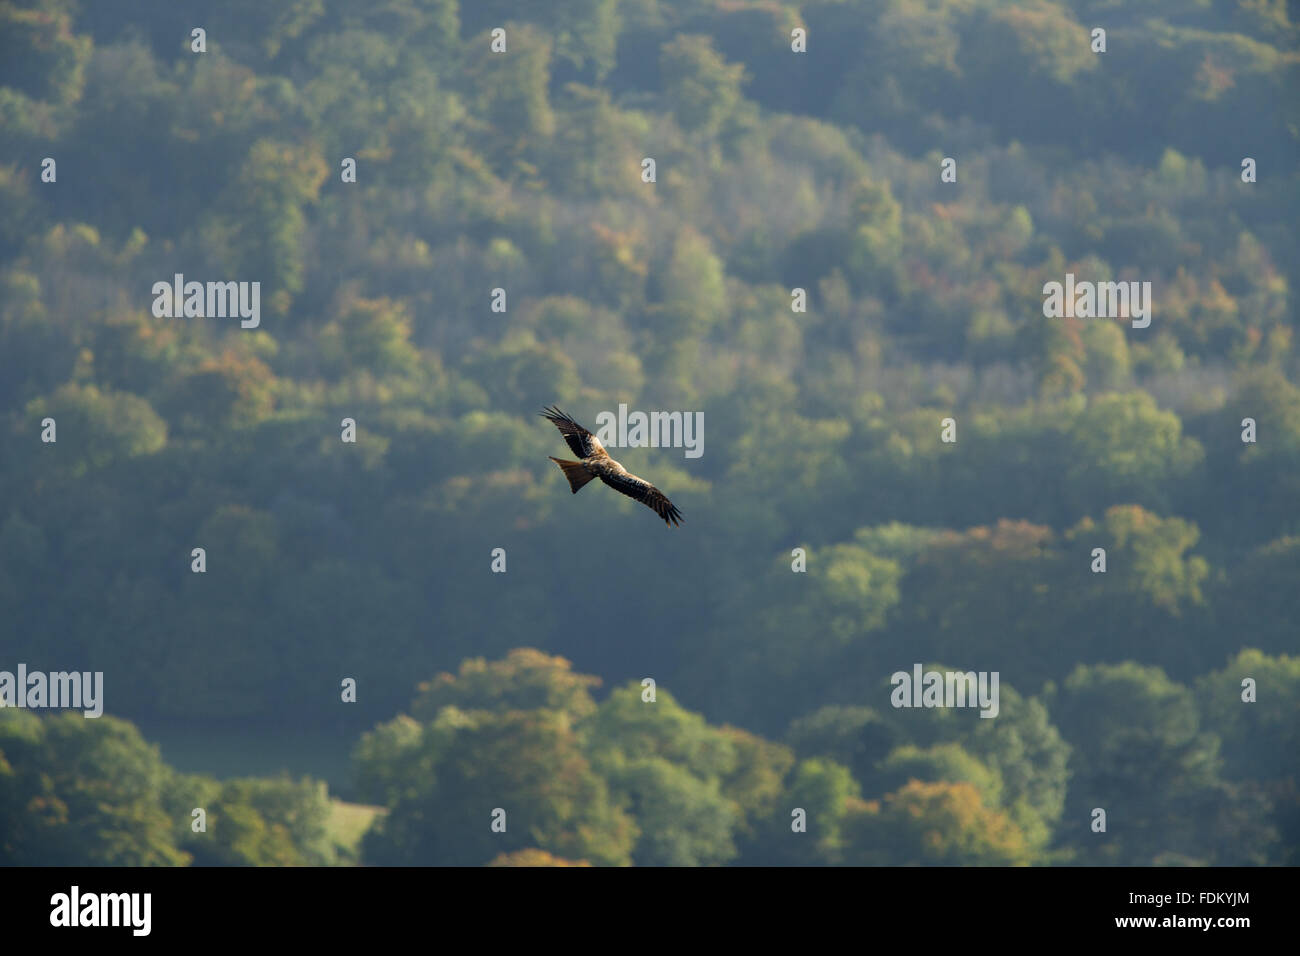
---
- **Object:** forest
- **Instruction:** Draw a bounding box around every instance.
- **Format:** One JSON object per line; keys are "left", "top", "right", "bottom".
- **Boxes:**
{"left": 0, "top": 0, "right": 1298, "bottom": 866}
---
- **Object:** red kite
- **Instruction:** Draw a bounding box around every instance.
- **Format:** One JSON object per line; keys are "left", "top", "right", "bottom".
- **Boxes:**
{"left": 541, "top": 406, "right": 683, "bottom": 527}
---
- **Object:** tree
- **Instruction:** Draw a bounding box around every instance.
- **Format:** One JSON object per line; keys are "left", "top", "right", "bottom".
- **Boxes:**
{"left": 659, "top": 35, "right": 748, "bottom": 138}
{"left": 463, "top": 23, "right": 556, "bottom": 169}
{"left": 844, "top": 178, "right": 903, "bottom": 297}
{"left": 583, "top": 683, "right": 793, "bottom": 864}
{"left": 600, "top": 757, "right": 737, "bottom": 866}
{"left": 25, "top": 383, "right": 167, "bottom": 478}
{"left": 1047, "top": 662, "right": 1274, "bottom": 864}
{"left": 181, "top": 776, "right": 337, "bottom": 866}
{"left": 877, "top": 743, "right": 1004, "bottom": 810}
{"left": 785, "top": 705, "right": 901, "bottom": 791}
{"left": 739, "top": 758, "right": 860, "bottom": 866}
{"left": 0, "top": 1, "right": 91, "bottom": 105}
{"left": 846, "top": 780, "right": 1032, "bottom": 866}
{"left": 361, "top": 707, "right": 635, "bottom": 866}
{"left": 1063, "top": 392, "right": 1204, "bottom": 517}
{"left": 488, "top": 848, "right": 591, "bottom": 866}
{"left": 207, "top": 139, "right": 328, "bottom": 314}
{"left": 1195, "top": 650, "right": 1300, "bottom": 785}
{"left": 680, "top": 538, "right": 900, "bottom": 733}
{"left": 409, "top": 649, "right": 601, "bottom": 722}
{"left": 863, "top": 671, "right": 1069, "bottom": 857}
{"left": 318, "top": 297, "right": 419, "bottom": 378}
{"left": 0, "top": 712, "right": 189, "bottom": 866}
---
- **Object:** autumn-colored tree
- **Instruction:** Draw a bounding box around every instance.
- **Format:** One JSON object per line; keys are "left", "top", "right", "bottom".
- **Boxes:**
{"left": 845, "top": 780, "right": 1032, "bottom": 866}
{"left": 488, "top": 848, "right": 591, "bottom": 866}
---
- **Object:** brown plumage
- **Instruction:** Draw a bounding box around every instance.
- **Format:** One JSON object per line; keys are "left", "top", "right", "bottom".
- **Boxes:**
{"left": 540, "top": 405, "right": 683, "bottom": 528}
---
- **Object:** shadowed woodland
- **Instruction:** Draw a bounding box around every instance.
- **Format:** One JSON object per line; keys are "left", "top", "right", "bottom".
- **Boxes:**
{"left": 1, "top": 0, "right": 1298, "bottom": 865}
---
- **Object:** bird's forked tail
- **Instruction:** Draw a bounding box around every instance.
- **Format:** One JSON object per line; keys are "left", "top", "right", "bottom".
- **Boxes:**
{"left": 549, "top": 457, "right": 596, "bottom": 494}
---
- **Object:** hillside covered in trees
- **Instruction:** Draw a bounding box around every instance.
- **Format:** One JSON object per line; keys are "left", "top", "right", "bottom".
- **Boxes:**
{"left": 1, "top": 0, "right": 1298, "bottom": 866}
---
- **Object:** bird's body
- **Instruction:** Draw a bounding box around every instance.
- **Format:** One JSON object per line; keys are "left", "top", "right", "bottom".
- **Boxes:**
{"left": 541, "top": 406, "right": 683, "bottom": 527}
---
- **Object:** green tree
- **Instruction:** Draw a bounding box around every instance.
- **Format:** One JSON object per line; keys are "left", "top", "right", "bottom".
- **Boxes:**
{"left": 0, "top": 712, "right": 188, "bottom": 866}
{"left": 1048, "top": 662, "right": 1275, "bottom": 864}
{"left": 180, "top": 775, "right": 337, "bottom": 866}
{"left": 25, "top": 383, "right": 167, "bottom": 478}
{"left": 464, "top": 23, "right": 556, "bottom": 169}
{"left": 1195, "top": 650, "right": 1300, "bottom": 785}
{"left": 1064, "top": 392, "right": 1204, "bottom": 516}
{"left": 409, "top": 648, "right": 601, "bottom": 722}
{"left": 785, "top": 705, "right": 901, "bottom": 790}
{"left": 739, "top": 758, "right": 861, "bottom": 866}
{"left": 207, "top": 139, "right": 329, "bottom": 314}
{"left": 361, "top": 707, "right": 635, "bottom": 866}
{"left": 659, "top": 34, "right": 748, "bottom": 138}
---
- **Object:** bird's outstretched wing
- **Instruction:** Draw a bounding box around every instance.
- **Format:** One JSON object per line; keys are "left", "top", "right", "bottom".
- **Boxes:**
{"left": 599, "top": 470, "right": 683, "bottom": 527}
{"left": 540, "top": 406, "right": 606, "bottom": 458}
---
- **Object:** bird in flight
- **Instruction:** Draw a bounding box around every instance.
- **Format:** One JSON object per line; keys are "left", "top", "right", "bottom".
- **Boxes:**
{"left": 541, "top": 405, "right": 683, "bottom": 528}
